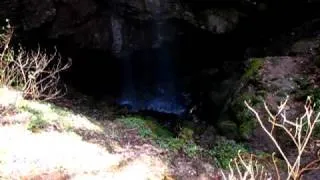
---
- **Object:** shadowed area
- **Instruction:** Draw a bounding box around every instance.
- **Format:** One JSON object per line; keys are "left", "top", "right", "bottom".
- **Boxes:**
{"left": 117, "top": 47, "right": 187, "bottom": 115}
{"left": 116, "top": 4, "right": 187, "bottom": 115}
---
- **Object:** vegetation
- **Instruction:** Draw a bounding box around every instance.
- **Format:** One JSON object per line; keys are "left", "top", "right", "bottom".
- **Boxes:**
{"left": 118, "top": 116, "right": 205, "bottom": 158}
{"left": 209, "top": 138, "right": 248, "bottom": 169}
{"left": 241, "top": 58, "right": 264, "bottom": 80}
{"left": 294, "top": 82, "right": 320, "bottom": 138}
{"left": 25, "top": 107, "right": 50, "bottom": 132}
{"left": 227, "top": 97, "right": 320, "bottom": 180}
{"left": 0, "top": 19, "right": 71, "bottom": 100}
{"left": 1, "top": 18, "right": 320, "bottom": 180}
{"left": 230, "top": 57, "right": 265, "bottom": 139}
{"left": 230, "top": 92, "right": 261, "bottom": 139}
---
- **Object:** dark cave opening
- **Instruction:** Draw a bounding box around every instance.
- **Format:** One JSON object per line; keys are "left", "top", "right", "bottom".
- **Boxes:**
{"left": 116, "top": 45, "right": 187, "bottom": 115}
{"left": 12, "top": 1, "right": 320, "bottom": 124}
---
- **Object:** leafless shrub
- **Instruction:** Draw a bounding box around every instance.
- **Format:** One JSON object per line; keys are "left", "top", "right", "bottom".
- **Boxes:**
{"left": 244, "top": 96, "right": 319, "bottom": 180}
{"left": 221, "top": 96, "right": 320, "bottom": 180}
{"left": 0, "top": 19, "right": 14, "bottom": 84}
{"left": 16, "top": 47, "right": 71, "bottom": 100}
{"left": 0, "top": 19, "right": 71, "bottom": 100}
{"left": 222, "top": 151, "right": 273, "bottom": 180}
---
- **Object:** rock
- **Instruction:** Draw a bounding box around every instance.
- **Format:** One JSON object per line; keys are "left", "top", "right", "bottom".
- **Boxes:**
{"left": 314, "top": 55, "right": 320, "bottom": 67}
{"left": 290, "top": 39, "right": 320, "bottom": 56}
{"left": 199, "top": 126, "right": 217, "bottom": 148}
{"left": 205, "top": 9, "right": 240, "bottom": 34}
{"left": 217, "top": 117, "right": 238, "bottom": 139}
{"left": 22, "top": 0, "right": 56, "bottom": 30}
{"left": 2, "top": 0, "right": 320, "bottom": 58}
{"left": 0, "top": 0, "right": 246, "bottom": 56}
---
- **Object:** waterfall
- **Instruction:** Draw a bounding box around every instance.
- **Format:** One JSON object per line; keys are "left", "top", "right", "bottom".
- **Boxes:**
{"left": 111, "top": 15, "right": 123, "bottom": 54}
{"left": 117, "top": 0, "right": 186, "bottom": 115}
{"left": 118, "top": 55, "right": 136, "bottom": 109}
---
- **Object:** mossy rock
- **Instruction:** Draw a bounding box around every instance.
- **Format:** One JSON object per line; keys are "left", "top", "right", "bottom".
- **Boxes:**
{"left": 296, "top": 88, "right": 320, "bottom": 110}
{"left": 231, "top": 93, "right": 259, "bottom": 123}
{"left": 239, "top": 120, "right": 256, "bottom": 140}
{"left": 241, "top": 58, "right": 264, "bottom": 81}
{"left": 229, "top": 92, "right": 262, "bottom": 139}
{"left": 293, "top": 76, "right": 311, "bottom": 90}
{"left": 210, "top": 137, "right": 248, "bottom": 169}
{"left": 313, "top": 124, "right": 320, "bottom": 138}
{"left": 256, "top": 151, "right": 287, "bottom": 171}
{"left": 27, "top": 115, "right": 49, "bottom": 133}
{"left": 119, "top": 116, "right": 174, "bottom": 138}
{"left": 178, "top": 127, "right": 194, "bottom": 143}
{"left": 217, "top": 120, "right": 238, "bottom": 139}
{"left": 144, "top": 119, "right": 174, "bottom": 138}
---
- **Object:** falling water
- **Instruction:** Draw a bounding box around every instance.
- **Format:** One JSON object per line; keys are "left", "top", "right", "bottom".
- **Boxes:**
{"left": 118, "top": 55, "right": 137, "bottom": 108}
{"left": 111, "top": 15, "right": 123, "bottom": 54}
{"left": 116, "top": 0, "right": 186, "bottom": 115}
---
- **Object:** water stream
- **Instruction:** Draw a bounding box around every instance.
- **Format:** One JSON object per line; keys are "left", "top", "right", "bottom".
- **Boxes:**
{"left": 116, "top": 0, "right": 186, "bottom": 115}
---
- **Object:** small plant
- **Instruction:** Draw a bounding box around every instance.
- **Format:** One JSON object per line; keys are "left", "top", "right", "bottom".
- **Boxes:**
{"left": 184, "top": 142, "right": 202, "bottom": 157}
{"left": 210, "top": 138, "right": 248, "bottom": 169}
{"left": 231, "top": 93, "right": 260, "bottom": 138}
{"left": 242, "top": 58, "right": 264, "bottom": 80}
{"left": 119, "top": 116, "right": 203, "bottom": 157}
{"left": 118, "top": 116, "right": 153, "bottom": 137}
{"left": 155, "top": 137, "right": 184, "bottom": 151}
{"left": 18, "top": 101, "right": 73, "bottom": 132}
{"left": 26, "top": 109, "right": 49, "bottom": 132}
{"left": 222, "top": 151, "right": 273, "bottom": 180}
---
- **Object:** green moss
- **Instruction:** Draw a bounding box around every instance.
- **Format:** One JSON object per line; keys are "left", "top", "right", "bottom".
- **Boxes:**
{"left": 297, "top": 88, "right": 320, "bottom": 110}
{"left": 17, "top": 100, "right": 84, "bottom": 132}
{"left": 118, "top": 116, "right": 173, "bottom": 138}
{"left": 256, "top": 151, "right": 287, "bottom": 170}
{"left": 301, "top": 114, "right": 320, "bottom": 139}
{"left": 217, "top": 120, "right": 238, "bottom": 139}
{"left": 239, "top": 120, "right": 256, "bottom": 139}
{"left": 313, "top": 124, "right": 320, "bottom": 138}
{"left": 242, "top": 58, "right": 264, "bottom": 80}
{"left": 145, "top": 119, "right": 174, "bottom": 138}
{"left": 119, "top": 116, "right": 203, "bottom": 158}
{"left": 229, "top": 92, "right": 262, "bottom": 139}
{"left": 118, "top": 116, "right": 153, "bottom": 137}
{"left": 178, "top": 127, "right": 194, "bottom": 143}
{"left": 209, "top": 138, "right": 248, "bottom": 169}
{"left": 231, "top": 93, "right": 259, "bottom": 123}
{"left": 183, "top": 143, "right": 202, "bottom": 157}
{"left": 155, "top": 137, "right": 184, "bottom": 151}
{"left": 293, "top": 87, "right": 320, "bottom": 138}
{"left": 26, "top": 109, "right": 49, "bottom": 132}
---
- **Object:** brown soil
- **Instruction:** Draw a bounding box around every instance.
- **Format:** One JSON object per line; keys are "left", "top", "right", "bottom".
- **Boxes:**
{"left": 0, "top": 91, "right": 221, "bottom": 180}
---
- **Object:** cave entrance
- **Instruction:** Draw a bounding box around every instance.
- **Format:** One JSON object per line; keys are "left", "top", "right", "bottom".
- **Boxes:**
{"left": 117, "top": 45, "right": 187, "bottom": 115}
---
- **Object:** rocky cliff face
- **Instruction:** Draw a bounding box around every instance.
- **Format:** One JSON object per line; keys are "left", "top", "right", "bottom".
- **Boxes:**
{"left": 2, "top": 0, "right": 319, "bottom": 56}
{"left": 1, "top": 0, "right": 256, "bottom": 56}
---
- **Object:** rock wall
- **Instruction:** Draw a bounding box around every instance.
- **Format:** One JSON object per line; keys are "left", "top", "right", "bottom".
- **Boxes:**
{"left": 2, "top": 0, "right": 319, "bottom": 57}
{"left": 1, "top": 0, "right": 259, "bottom": 56}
